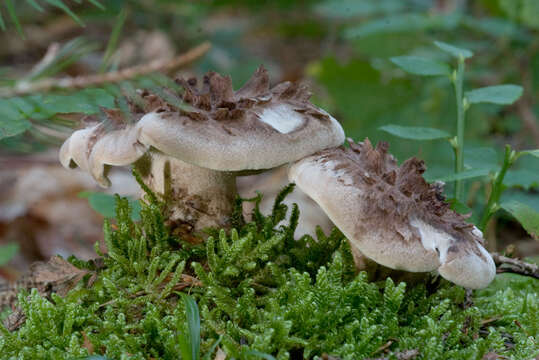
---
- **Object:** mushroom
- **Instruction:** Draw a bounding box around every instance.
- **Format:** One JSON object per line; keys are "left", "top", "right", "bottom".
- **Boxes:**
{"left": 288, "top": 138, "right": 495, "bottom": 289}
{"left": 59, "top": 66, "right": 345, "bottom": 234}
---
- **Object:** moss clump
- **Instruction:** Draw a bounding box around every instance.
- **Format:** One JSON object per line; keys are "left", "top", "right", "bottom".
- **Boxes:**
{"left": 1, "top": 183, "right": 538, "bottom": 360}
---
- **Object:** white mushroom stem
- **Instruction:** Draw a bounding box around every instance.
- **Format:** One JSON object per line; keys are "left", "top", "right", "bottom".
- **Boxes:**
{"left": 135, "top": 152, "right": 237, "bottom": 234}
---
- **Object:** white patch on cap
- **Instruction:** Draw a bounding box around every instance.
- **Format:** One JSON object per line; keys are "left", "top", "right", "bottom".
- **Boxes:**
{"left": 259, "top": 104, "right": 304, "bottom": 134}
{"left": 472, "top": 226, "right": 483, "bottom": 238}
{"left": 410, "top": 218, "right": 454, "bottom": 263}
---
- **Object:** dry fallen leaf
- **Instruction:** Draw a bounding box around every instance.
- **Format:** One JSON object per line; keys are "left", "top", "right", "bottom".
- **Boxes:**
{"left": 214, "top": 348, "right": 227, "bottom": 360}
{"left": 82, "top": 331, "right": 94, "bottom": 354}
{"left": 3, "top": 308, "right": 26, "bottom": 332}
{"left": 1, "top": 256, "right": 90, "bottom": 331}
{"left": 482, "top": 352, "right": 509, "bottom": 360}
{"left": 29, "top": 255, "right": 89, "bottom": 297}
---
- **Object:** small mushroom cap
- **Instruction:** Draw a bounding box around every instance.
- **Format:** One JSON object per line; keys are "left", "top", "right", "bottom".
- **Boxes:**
{"left": 289, "top": 138, "right": 496, "bottom": 289}
{"left": 60, "top": 66, "right": 344, "bottom": 186}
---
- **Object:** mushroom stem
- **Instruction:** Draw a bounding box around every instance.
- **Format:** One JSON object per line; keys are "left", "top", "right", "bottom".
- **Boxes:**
{"left": 135, "top": 152, "right": 237, "bottom": 235}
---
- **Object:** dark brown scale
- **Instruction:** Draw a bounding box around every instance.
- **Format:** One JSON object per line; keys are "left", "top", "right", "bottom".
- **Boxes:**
{"left": 313, "top": 138, "right": 485, "bottom": 259}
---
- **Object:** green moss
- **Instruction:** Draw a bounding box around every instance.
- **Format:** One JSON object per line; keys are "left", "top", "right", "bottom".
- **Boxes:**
{"left": 1, "top": 182, "right": 538, "bottom": 360}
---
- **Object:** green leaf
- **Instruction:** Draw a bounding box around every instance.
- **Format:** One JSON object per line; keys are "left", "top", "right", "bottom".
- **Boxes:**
{"left": 0, "top": 243, "right": 18, "bottom": 266}
{"left": 178, "top": 336, "right": 191, "bottom": 360}
{"left": 462, "top": 16, "right": 529, "bottom": 41}
{"left": 182, "top": 294, "right": 201, "bottom": 360}
{"left": 0, "top": 117, "right": 31, "bottom": 139}
{"left": 504, "top": 169, "right": 539, "bottom": 190}
{"left": 464, "top": 147, "right": 499, "bottom": 171}
{"left": 519, "top": 149, "right": 539, "bottom": 158}
{"left": 379, "top": 124, "right": 451, "bottom": 140}
{"left": 501, "top": 201, "right": 539, "bottom": 239}
{"left": 465, "top": 85, "right": 523, "bottom": 105}
{"left": 314, "top": 0, "right": 404, "bottom": 19}
{"left": 433, "top": 168, "right": 491, "bottom": 182}
{"left": 521, "top": 0, "right": 539, "bottom": 29}
{"left": 78, "top": 192, "right": 141, "bottom": 221}
{"left": 390, "top": 56, "right": 451, "bottom": 76}
{"left": 41, "top": 89, "right": 115, "bottom": 114}
{"left": 0, "top": 98, "right": 32, "bottom": 139}
{"left": 434, "top": 40, "right": 473, "bottom": 59}
{"left": 345, "top": 13, "right": 460, "bottom": 38}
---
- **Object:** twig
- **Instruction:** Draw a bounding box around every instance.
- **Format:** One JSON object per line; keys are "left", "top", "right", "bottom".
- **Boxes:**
{"left": 97, "top": 274, "right": 202, "bottom": 308}
{"left": 491, "top": 253, "right": 539, "bottom": 279}
{"left": 514, "top": 320, "right": 536, "bottom": 344}
{"left": 373, "top": 341, "right": 394, "bottom": 355}
{"left": 0, "top": 42, "right": 211, "bottom": 98}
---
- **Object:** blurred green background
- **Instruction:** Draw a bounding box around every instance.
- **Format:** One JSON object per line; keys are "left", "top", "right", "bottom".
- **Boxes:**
{"left": 0, "top": 0, "right": 538, "bottom": 257}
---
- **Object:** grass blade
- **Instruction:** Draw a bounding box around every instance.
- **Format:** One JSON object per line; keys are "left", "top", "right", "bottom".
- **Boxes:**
{"left": 183, "top": 294, "right": 201, "bottom": 360}
{"left": 44, "top": 0, "right": 85, "bottom": 26}
{"left": 0, "top": 11, "right": 6, "bottom": 31}
{"left": 87, "top": 0, "right": 105, "bottom": 10}
{"left": 25, "top": 0, "right": 45, "bottom": 12}
{"left": 202, "top": 336, "right": 222, "bottom": 360}
{"left": 4, "top": 0, "right": 24, "bottom": 37}
{"left": 99, "top": 8, "right": 127, "bottom": 73}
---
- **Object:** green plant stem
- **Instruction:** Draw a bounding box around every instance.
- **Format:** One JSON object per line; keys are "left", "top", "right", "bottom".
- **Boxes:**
{"left": 453, "top": 58, "right": 466, "bottom": 201}
{"left": 478, "top": 145, "right": 512, "bottom": 231}
{"left": 99, "top": 8, "right": 128, "bottom": 73}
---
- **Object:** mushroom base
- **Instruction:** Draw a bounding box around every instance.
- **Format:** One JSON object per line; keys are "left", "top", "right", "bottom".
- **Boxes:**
{"left": 135, "top": 152, "right": 237, "bottom": 238}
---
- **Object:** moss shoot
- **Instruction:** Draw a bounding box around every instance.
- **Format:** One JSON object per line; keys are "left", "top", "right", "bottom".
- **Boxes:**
{"left": 0, "top": 183, "right": 538, "bottom": 360}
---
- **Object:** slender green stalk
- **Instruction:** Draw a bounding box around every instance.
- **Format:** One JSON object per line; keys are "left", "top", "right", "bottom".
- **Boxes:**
{"left": 99, "top": 8, "right": 128, "bottom": 73}
{"left": 478, "top": 145, "right": 513, "bottom": 231}
{"left": 453, "top": 58, "right": 466, "bottom": 201}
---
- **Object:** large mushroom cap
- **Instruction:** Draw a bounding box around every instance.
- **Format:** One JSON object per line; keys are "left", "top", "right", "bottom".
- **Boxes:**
{"left": 137, "top": 66, "right": 344, "bottom": 171}
{"left": 60, "top": 66, "right": 344, "bottom": 186}
{"left": 289, "top": 138, "right": 495, "bottom": 289}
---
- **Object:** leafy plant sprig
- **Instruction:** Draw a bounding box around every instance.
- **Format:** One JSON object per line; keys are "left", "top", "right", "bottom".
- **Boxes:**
{"left": 384, "top": 40, "right": 538, "bottom": 237}
{"left": 0, "top": 0, "right": 104, "bottom": 37}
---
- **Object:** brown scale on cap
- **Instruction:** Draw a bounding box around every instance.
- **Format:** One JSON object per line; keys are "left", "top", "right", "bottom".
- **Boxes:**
{"left": 172, "top": 66, "right": 331, "bottom": 127}
{"left": 316, "top": 138, "right": 484, "bottom": 259}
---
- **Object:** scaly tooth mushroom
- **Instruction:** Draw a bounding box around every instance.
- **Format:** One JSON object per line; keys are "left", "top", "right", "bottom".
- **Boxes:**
{"left": 288, "top": 138, "right": 496, "bottom": 289}
{"left": 59, "top": 66, "right": 345, "bottom": 234}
